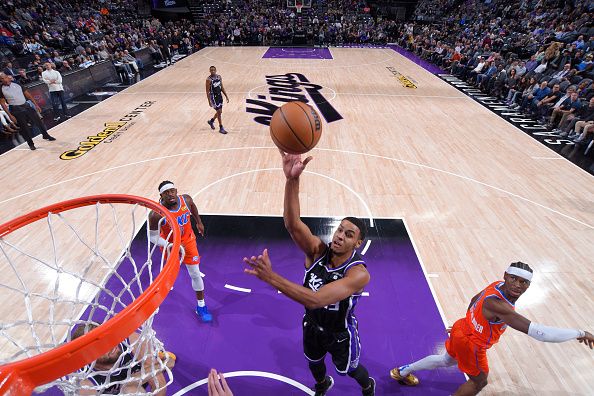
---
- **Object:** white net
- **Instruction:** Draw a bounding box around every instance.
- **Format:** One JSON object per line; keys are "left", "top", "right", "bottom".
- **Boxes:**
{"left": 0, "top": 199, "right": 181, "bottom": 395}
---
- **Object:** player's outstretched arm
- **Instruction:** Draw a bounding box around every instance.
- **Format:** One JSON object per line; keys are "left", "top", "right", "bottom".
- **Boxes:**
{"left": 280, "top": 149, "right": 325, "bottom": 261}
{"left": 184, "top": 195, "right": 205, "bottom": 236}
{"left": 244, "top": 249, "right": 369, "bottom": 309}
{"left": 483, "top": 298, "right": 591, "bottom": 346}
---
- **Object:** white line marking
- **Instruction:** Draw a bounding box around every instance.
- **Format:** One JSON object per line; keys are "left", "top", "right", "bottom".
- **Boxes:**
{"left": 117, "top": 90, "right": 464, "bottom": 99}
{"left": 402, "top": 218, "right": 448, "bottom": 328}
{"left": 190, "top": 167, "right": 374, "bottom": 227}
{"left": 531, "top": 156, "right": 564, "bottom": 160}
{"left": 197, "top": 46, "right": 396, "bottom": 69}
{"left": 427, "top": 273, "right": 439, "bottom": 278}
{"left": 362, "top": 292, "right": 370, "bottom": 297}
{"left": 1, "top": 146, "right": 590, "bottom": 229}
{"left": 172, "top": 370, "right": 314, "bottom": 395}
{"left": 361, "top": 240, "right": 372, "bottom": 255}
{"left": 281, "top": 48, "right": 317, "bottom": 53}
{"left": 224, "top": 284, "right": 252, "bottom": 293}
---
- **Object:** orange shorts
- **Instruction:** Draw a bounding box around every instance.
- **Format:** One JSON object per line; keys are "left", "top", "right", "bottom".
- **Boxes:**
{"left": 445, "top": 319, "right": 489, "bottom": 377}
{"left": 163, "top": 236, "right": 201, "bottom": 265}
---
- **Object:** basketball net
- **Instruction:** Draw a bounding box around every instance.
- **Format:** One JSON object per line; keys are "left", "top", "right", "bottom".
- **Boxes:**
{"left": 0, "top": 195, "right": 183, "bottom": 395}
{"left": 295, "top": 0, "right": 303, "bottom": 13}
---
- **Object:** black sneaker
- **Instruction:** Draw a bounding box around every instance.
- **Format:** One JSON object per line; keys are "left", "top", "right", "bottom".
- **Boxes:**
{"left": 362, "top": 377, "right": 375, "bottom": 396}
{"left": 314, "top": 376, "right": 334, "bottom": 396}
{"left": 29, "top": 144, "right": 36, "bottom": 151}
{"left": 219, "top": 127, "right": 228, "bottom": 134}
{"left": 43, "top": 135, "right": 56, "bottom": 141}
{"left": 207, "top": 119, "right": 215, "bottom": 130}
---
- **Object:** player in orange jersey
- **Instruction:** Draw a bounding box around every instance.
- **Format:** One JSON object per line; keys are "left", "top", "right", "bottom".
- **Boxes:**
{"left": 390, "top": 262, "right": 593, "bottom": 395}
{"left": 148, "top": 181, "right": 212, "bottom": 323}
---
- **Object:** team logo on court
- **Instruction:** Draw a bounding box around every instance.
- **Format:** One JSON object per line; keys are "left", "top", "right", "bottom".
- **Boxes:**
{"left": 386, "top": 67, "right": 417, "bottom": 89}
{"left": 60, "top": 101, "right": 156, "bottom": 160}
{"left": 246, "top": 73, "right": 343, "bottom": 126}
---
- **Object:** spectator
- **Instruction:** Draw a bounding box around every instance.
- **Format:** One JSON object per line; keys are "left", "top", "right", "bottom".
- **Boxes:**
{"left": 0, "top": 72, "right": 56, "bottom": 150}
{"left": 569, "top": 97, "right": 594, "bottom": 142}
{"left": 3, "top": 62, "right": 18, "bottom": 78}
{"left": 535, "top": 84, "right": 563, "bottom": 123}
{"left": 16, "top": 69, "right": 32, "bottom": 85}
{"left": 41, "top": 62, "right": 69, "bottom": 121}
{"left": 550, "top": 92, "right": 582, "bottom": 129}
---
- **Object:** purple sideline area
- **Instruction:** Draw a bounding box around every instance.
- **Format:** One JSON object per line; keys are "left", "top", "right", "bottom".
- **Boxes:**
{"left": 41, "top": 216, "right": 464, "bottom": 395}
{"left": 262, "top": 47, "right": 333, "bottom": 59}
{"left": 387, "top": 44, "right": 446, "bottom": 75}
{"left": 260, "top": 45, "right": 445, "bottom": 75}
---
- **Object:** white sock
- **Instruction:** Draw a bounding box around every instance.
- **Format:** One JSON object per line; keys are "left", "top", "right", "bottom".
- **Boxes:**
{"left": 399, "top": 353, "right": 456, "bottom": 376}
{"left": 197, "top": 299, "right": 205, "bottom": 307}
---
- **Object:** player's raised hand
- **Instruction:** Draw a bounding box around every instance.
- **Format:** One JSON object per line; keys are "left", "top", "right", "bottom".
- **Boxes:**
{"left": 279, "top": 148, "right": 312, "bottom": 179}
{"left": 577, "top": 331, "right": 594, "bottom": 349}
{"left": 208, "top": 369, "right": 233, "bottom": 396}
{"left": 243, "top": 249, "right": 274, "bottom": 282}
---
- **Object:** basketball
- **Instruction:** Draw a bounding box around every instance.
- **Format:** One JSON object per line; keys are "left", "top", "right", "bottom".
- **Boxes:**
{"left": 269, "top": 101, "right": 323, "bottom": 154}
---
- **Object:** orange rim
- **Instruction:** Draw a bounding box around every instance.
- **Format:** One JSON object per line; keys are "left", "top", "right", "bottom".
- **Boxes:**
{"left": 0, "top": 194, "right": 181, "bottom": 395}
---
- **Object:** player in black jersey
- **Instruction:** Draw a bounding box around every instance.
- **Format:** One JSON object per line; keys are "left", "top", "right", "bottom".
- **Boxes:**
{"left": 205, "top": 65, "right": 229, "bottom": 134}
{"left": 243, "top": 150, "right": 375, "bottom": 396}
{"left": 73, "top": 324, "right": 175, "bottom": 395}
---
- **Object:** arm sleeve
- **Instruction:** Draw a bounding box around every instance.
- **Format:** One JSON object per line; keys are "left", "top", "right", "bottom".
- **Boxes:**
{"left": 149, "top": 229, "right": 170, "bottom": 248}
{"left": 528, "top": 322, "right": 585, "bottom": 343}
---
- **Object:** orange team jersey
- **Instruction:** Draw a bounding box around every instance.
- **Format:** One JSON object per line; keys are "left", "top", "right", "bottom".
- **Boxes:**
{"left": 465, "top": 281, "right": 515, "bottom": 349}
{"left": 160, "top": 195, "right": 200, "bottom": 265}
{"left": 445, "top": 281, "right": 514, "bottom": 376}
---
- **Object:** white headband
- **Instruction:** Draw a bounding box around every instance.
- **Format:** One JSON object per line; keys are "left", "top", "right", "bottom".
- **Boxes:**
{"left": 506, "top": 266, "right": 533, "bottom": 282}
{"left": 159, "top": 183, "right": 175, "bottom": 194}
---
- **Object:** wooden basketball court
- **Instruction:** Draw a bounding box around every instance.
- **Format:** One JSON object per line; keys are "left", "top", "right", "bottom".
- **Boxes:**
{"left": 0, "top": 47, "right": 592, "bottom": 395}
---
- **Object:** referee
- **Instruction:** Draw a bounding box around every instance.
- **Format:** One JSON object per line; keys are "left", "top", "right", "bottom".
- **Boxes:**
{"left": 0, "top": 72, "right": 56, "bottom": 150}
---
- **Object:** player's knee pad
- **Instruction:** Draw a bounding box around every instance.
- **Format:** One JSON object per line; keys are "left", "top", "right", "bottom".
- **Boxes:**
{"left": 186, "top": 265, "right": 204, "bottom": 291}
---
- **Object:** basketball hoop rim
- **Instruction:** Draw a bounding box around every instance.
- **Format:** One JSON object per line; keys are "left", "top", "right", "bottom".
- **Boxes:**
{"left": 0, "top": 194, "right": 182, "bottom": 395}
